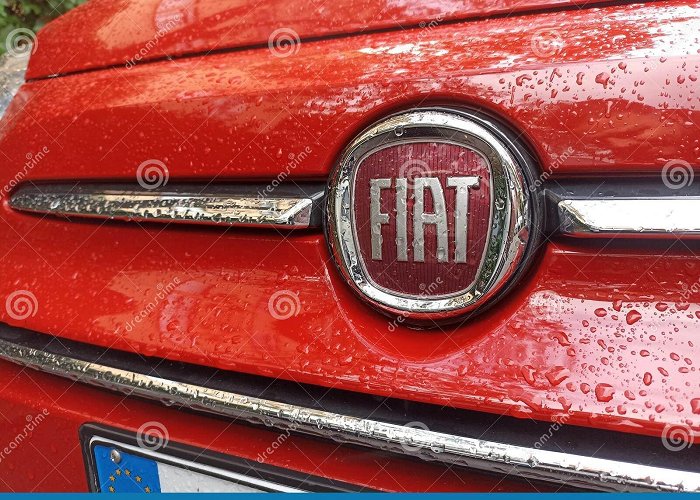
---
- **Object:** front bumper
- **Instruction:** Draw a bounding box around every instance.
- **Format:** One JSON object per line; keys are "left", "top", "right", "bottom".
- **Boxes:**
{"left": 0, "top": 360, "right": 538, "bottom": 492}
{"left": 0, "top": 324, "right": 696, "bottom": 492}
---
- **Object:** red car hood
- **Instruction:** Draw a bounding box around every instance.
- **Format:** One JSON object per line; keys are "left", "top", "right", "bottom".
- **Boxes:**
{"left": 28, "top": 0, "right": 620, "bottom": 79}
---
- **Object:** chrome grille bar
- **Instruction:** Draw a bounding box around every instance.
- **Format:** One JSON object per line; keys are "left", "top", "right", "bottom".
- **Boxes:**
{"left": 0, "top": 334, "right": 697, "bottom": 492}
{"left": 9, "top": 184, "right": 324, "bottom": 229}
{"left": 558, "top": 198, "right": 700, "bottom": 237}
{"left": 9, "top": 182, "right": 700, "bottom": 238}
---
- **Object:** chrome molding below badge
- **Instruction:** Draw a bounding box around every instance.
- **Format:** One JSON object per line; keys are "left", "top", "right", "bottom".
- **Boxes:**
{"left": 0, "top": 333, "right": 697, "bottom": 492}
{"left": 558, "top": 198, "right": 700, "bottom": 237}
{"left": 9, "top": 184, "right": 324, "bottom": 229}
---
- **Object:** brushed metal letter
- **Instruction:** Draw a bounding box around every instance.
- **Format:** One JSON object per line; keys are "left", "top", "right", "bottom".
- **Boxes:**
{"left": 370, "top": 178, "right": 391, "bottom": 260}
{"left": 395, "top": 178, "right": 408, "bottom": 262}
{"left": 447, "top": 176, "right": 479, "bottom": 263}
{"left": 413, "top": 178, "right": 448, "bottom": 263}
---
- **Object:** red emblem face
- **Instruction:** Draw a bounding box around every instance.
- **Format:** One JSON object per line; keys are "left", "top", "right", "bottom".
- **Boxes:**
{"left": 353, "top": 142, "right": 491, "bottom": 297}
{"left": 326, "top": 109, "right": 535, "bottom": 324}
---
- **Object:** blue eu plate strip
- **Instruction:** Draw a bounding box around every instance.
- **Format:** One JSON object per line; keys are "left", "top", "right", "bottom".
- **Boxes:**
{"left": 93, "top": 445, "right": 161, "bottom": 493}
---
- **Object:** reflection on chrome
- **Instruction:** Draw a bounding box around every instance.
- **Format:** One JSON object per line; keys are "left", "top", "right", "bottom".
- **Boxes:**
{"left": 0, "top": 333, "right": 697, "bottom": 492}
{"left": 558, "top": 199, "right": 700, "bottom": 237}
{"left": 10, "top": 184, "right": 323, "bottom": 228}
{"left": 11, "top": 183, "right": 700, "bottom": 239}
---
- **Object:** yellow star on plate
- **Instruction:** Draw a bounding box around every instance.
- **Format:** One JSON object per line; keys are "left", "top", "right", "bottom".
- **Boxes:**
{"left": 124, "top": 469, "right": 131, "bottom": 476}
{"left": 115, "top": 469, "right": 121, "bottom": 476}
{"left": 135, "top": 476, "right": 142, "bottom": 483}
{"left": 108, "top": 486, "right": 115, "bottom": 493}
{"left": 144, "top": 486, "right": 151, "bottom": 493}
{"left": 109, "top": 476, "right": 115, "bottom": 482}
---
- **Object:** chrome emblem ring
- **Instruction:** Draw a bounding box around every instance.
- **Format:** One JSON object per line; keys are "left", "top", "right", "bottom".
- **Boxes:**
{"left": 326, "top": 108, "right": 540, "bottom": 325}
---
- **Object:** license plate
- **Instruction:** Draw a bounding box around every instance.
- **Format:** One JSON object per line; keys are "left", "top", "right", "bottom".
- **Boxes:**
{"left": 90, "top": 442, "right": 294, "bottom": 493}
{"left": 81, "top": 425, "right": 324, "bottom": 493}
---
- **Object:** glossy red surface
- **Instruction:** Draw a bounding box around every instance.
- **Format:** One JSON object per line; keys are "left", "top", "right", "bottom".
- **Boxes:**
{"left": 27, "top": 0, "right": 624, "bottom": 79}
{"left": 354, "top": 143, "right": 491, "bottom": 295}
{"left": 0, "top": 361, "right": 541, "bottom": 492}
{"left": 0, "top": 0, "right": 699, "bottom": 491}
{"left": 6, "top": 1, "right": 700, "bottom": 183}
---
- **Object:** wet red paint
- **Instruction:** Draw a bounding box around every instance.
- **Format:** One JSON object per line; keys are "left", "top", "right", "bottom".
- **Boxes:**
{"left": 5, "top": 1, "right": 699, "bottom": 184}
{"left": 27, "top": 0, "right": 627, "bottom": 79}
{"left": 0, "top": 0, "right": 699, "bottom": 492}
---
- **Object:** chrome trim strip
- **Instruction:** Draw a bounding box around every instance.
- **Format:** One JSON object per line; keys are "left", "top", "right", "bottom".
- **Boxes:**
{"left": 9, "top": 184, "right": 324, "bottom": 229}
{"left": 558, "top": 198, "right": 700, "bottom": 238}
{"left": 12, "top": 184, "right": 700, "bottom": 238}
{"left": 0, "top": 337, "right": 697, "bottom": 492}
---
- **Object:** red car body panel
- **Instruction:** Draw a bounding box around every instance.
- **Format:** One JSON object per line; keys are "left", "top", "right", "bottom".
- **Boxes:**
{"left": 27, "top": 0, "right": 625, "bottom": 78}
{"left": 0, "top": 0, "right": 699, "bottom": 492}
{"left": 7, "top": 1, "right": 700, "bottom": 183}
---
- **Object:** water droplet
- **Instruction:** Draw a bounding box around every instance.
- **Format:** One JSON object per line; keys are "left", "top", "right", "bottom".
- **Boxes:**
{"left": 691, "top": 398, "right": 700, "bottom": 414}
{"left": 595, "top": 72, "right": 611, "bottom": 89}
{"left": 595, "top": 383, "right": 615, "bottom": 402}
{"left": 545, "top": 366, "right": 570, "bottom": 386}
{"left": 626, "top": 310, "right": 642, "bottom": 325}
